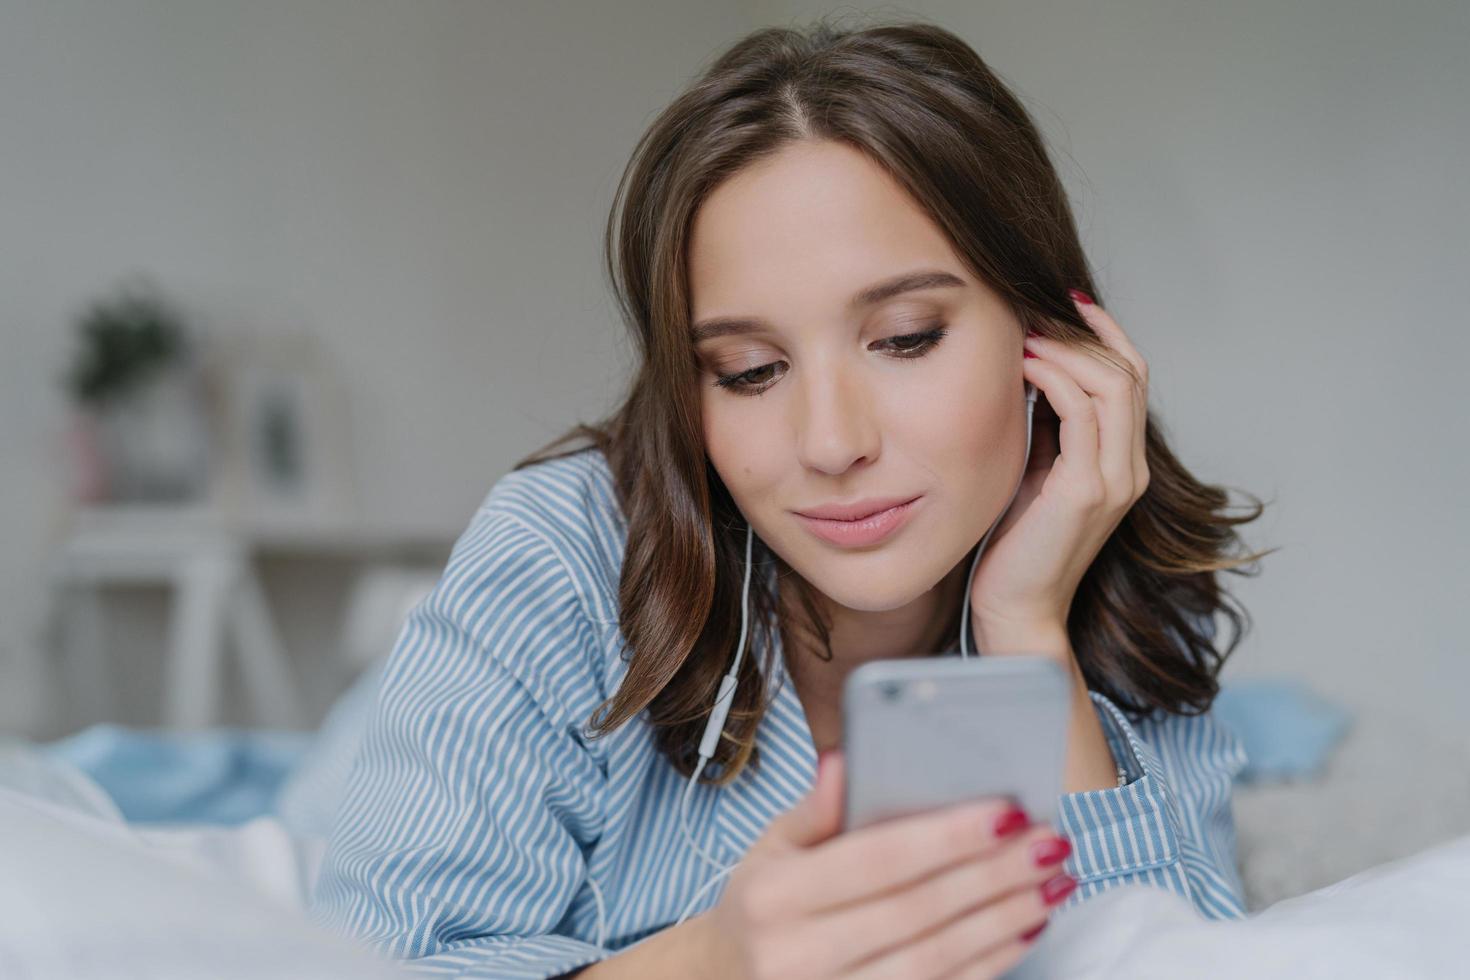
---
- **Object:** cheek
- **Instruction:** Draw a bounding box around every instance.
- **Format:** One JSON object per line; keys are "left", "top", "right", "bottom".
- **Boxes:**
{"left": 701, "top": 393, "right": 781, "bottom": 497}
{"left": 882, "top": 357, "right": 1015, "bottom": 471}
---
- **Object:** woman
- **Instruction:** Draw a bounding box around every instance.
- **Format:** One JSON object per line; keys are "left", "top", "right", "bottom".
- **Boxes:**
{"left": 311, "top": 17, "right": 1270, "bottom": 980}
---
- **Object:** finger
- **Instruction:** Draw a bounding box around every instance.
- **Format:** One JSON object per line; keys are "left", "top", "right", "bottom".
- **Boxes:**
{"left": 1020, "top": 356, "right": 1103, "bottom": 507}
{"left": 841, "top": 867, "right": 1054, "bottom": 980}
{"left": 1069, "top": 294, "right": 1151, "bottom": 488}
{"left": 811, "top": 824, "right": 1066, "bottom": 973}
{"left": 769, "top": 797, "right": 1035, "bottom": 914}
{"left": 1069, "top": 291, "right": 1148, "bottom": 388}
{"left": 1024, "top": 334, "right": 1138, "bottom": 504}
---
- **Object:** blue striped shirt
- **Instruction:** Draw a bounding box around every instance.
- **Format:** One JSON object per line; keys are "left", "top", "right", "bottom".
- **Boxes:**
{"left": 310, "top": 446, "right": 1250, "bottom": 978}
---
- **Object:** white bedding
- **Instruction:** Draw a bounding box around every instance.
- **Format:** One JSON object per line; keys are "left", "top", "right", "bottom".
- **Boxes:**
{"left": 1015, "top": 831, "right": 1470, "bottom": 978}
{"left": 3, "top": 751, "right": 1468, "bottom": 979}
{"left": 0, "top": 789, "right": 401, "bottom": 980}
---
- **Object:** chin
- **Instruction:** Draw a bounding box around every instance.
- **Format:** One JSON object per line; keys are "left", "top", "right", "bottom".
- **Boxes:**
{"left": 784, "top": 548, "right": 941, "bottom": 613}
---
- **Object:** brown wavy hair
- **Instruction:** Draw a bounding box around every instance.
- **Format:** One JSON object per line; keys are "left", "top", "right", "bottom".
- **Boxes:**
{"left": 515, "top": 16, "right": 1275, "bottom": 786}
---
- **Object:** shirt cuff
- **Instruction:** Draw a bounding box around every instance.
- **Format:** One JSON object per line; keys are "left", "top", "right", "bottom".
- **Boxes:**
{"left": 403, "top": 934, "right": 609, "bottom": 979}
{"left": 1054, "top": 691, "right": 1184, "bottom": 884}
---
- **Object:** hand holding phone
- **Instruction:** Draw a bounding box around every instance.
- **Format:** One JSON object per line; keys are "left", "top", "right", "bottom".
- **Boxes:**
{"left": 697, "top": 751, "right": 1075, "bottom": 980}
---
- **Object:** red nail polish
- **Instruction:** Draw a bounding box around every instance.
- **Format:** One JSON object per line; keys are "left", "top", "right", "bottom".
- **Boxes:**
{"left": 1069, "top": 288, "right": 1095, "bottom": 305}
{"left": 1030, "top": 837, "right": 1072, "bottom": 867}
{"left": 1023, "top": 349, "right": 1038, "bottom": 359}
{"left": 992, "top": 806, "right": 1030, "bottom": 838}
{"left": 1040, "top": 873, "right": 1077, "bottom": 905}
{"left": 1020, "top": 921, "right": 1047, "bottom": 942}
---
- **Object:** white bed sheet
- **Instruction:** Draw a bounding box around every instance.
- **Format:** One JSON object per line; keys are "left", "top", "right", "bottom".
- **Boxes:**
{"left": 4, "top": 765, "right": 1468, "bottom": 979}
{"left": 1014, "top": 831, "right": 1470, "bottom": 978}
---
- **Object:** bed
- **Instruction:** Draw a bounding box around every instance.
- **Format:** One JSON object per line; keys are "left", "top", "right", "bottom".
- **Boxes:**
{"left": 3, "top": 669, "right": 1467, "bottom": 978}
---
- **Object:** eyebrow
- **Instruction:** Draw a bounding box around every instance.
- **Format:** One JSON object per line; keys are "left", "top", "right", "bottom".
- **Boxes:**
{"left": 689, "top": 269, "right": 966, "bottom": 343}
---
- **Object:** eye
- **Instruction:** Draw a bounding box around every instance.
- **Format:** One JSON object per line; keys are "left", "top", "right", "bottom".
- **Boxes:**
{"left": 710, "top": 322, "right": 949, "bottom": 397}
{"left": 875, "top": 323, "right": 949, "bottom": 357}
{"left": 713, "top": 360, "right": 787, "bottom": 395}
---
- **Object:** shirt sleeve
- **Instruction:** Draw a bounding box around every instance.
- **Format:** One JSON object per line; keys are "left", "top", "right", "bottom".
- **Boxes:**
{"left": 1052, "top": 688, "right": 1251, "bottom": 920}
{"left": 309, "top": 507, "right": 614, "bottom": 979}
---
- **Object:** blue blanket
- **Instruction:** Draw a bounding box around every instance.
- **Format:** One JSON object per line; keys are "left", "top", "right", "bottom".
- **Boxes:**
{"left": 42, "top": 725, "right": 312, "bottom": 824}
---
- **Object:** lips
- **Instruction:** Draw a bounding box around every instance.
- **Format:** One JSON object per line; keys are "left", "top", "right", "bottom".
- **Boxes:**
{"left": 792, "top": 495, "right": 924, "bottom": 548}
{"left": 794, "top": 495, "right": 921, "bottom": 522}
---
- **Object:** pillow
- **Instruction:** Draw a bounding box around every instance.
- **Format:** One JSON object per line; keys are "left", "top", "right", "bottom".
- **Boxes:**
{"left": 0, "top": 737, "right": 123, "bottom": 822}
{"left": 0, "top": 787, "right": 404, "bottom": 979}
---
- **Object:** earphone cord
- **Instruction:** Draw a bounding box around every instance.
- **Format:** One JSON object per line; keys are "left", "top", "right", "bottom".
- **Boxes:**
{"left": 960, "top": 384, "right": 1038, "bottom": 658}
{"left": 671, "top": 518, "right": 755, "bottom": 928}
{"left": 593, "top": 384, "right": 1038, "bottom": 943}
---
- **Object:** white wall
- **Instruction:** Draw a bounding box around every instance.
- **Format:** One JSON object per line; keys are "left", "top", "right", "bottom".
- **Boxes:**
{"left": 0, "top": 0, "right": 749, "bottom": 732}
{"left": 3, "top": 0, "right": 1466, "bottom": 736}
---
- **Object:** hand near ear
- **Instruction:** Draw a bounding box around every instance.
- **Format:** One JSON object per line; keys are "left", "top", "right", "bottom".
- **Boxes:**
{"left": 967, "top": 291, "right": 1151, "bottom": 658}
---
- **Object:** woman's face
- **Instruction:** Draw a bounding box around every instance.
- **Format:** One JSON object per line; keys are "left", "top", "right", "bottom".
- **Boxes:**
{"left": 689, "top": 138, "right": 1030, "bottom": 614}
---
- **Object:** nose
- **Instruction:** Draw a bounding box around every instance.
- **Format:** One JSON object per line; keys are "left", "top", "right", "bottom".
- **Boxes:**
{"left": 793, "top": 360, "right": 880, "bottom": 475}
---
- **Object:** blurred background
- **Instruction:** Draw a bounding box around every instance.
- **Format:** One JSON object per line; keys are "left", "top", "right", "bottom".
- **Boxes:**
{"left": 1, "top": 0, "right": 1466, "bottom": 912}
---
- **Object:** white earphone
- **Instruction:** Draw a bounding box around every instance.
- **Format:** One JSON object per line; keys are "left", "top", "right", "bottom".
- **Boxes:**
{"left": 586, "top": 380, "right": 1040, "bottom": 946}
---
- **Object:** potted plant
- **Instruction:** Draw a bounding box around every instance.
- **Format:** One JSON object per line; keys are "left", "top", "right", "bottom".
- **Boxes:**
{"left": 63, "top": 280, "right": 211, "bottom": 503}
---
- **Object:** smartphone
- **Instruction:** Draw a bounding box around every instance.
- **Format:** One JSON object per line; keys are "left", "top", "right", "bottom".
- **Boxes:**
{"left": 841, "top": 655, "right": 1072, "bottom": 832}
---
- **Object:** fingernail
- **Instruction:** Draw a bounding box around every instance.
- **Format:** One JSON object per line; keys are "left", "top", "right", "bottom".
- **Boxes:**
{"left": 1040, "top": 873, "right": 1077, "bottom": 905}
{"left": 1069, "top": 288, "right": 1095, "bottom": 305}
{"left": 1020, "top": 921, "right": 1048, "bottom": 942}
{"left": 1030, "top": 837, "right": 1072, "bottom": 867}
{"left": 992, "top": 806, "right": 1030, "bottom": 838}
{"left": 1023, "top": 349, "right": 1038, "bottom": 359}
